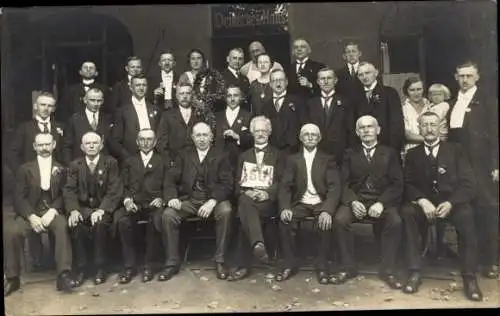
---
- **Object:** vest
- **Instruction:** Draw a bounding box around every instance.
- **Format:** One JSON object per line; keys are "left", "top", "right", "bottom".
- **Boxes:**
{"left": 191, "top": 159, "right": 208, "bottom": 201}
{"left": 35, "top": 189, "right": 53, "bottom": 214}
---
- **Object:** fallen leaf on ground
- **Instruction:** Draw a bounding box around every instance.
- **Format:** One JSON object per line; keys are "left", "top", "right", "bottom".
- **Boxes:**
{"left": 272, "top": 284, "right": 282, "bottom": 291}
{"left": 305, "top": 277, "right": 312, "bottom": 282}
{"left": 312, "top": 288, "right": 321, "bottom": 293}
{"left": 200, "top": 276, "right": 209, "bottom": 281}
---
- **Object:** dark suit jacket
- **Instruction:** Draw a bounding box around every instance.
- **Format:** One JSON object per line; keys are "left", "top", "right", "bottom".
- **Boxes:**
{"left": 108, "top": 102, "right": 161, "bottom": 163}
{"left": 14, "top": 159, "right": 66, "bottom": 220}
{"left": 278, "top": 149, "right": 341, "bottom": 215}
{"left": 404, "top": 142, "right": 476, "bottom": 206}
{"left": 8, "top": 120, "right": 65, "bottom": 173}
{"left": 58, "top": 82, "right": 110, "bottom": 123}
{"left": 62, "top": 110, "right": 113, "bottom": 165}
{"left": 335, "top": 65, "right": 364, "bottom": 103}
{"left": 155, "top": 106, "right": 205, "bottom": 160}
{"left": 121, "top": 151, "right": 175, "bottom": 205}
{"left": 286, "top": 59, "right": 325, "bottom": 99}
{"left": 353, "top": 82, "right": 405, "bottom": 152}
{"left": 341, "top": 145, "right": 403, "bottom": 207}
{"left": 221, "top": 68, "right": 251, "bottom": 112}
{"left": 64, "top": 155, "right": 123, "bottom": 214}
{"left": 167, "top": 146, "right": 234, "bottom": 203}
{"left": 447, "top": 87, "right": 498, "bottom": 206}
{"left": 235, "top": 145, "right": 285, "bottom": 201}
{"left": 150, "top": 71, "right": 180, "bottom": 110}
{"left": 214, "top": 108, "right": 253, "bottom": 166}
{"left": 306, "top": 94, "right": 355, "bottom": 165}
{"left": 254, "top": 93, "right": 305, "bottom": 153}
{"left": 109, "top": 79, "right": 132, "bottom": 117}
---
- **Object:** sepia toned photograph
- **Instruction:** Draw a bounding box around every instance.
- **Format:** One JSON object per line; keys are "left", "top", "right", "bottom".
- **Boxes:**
{"left": 1, "top": 2, "right": 498, "bottom": 314}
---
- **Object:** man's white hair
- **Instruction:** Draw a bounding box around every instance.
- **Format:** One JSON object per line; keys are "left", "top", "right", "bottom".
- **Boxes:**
{"left": 300, "top": 123, "right": 321, "bottom": 137}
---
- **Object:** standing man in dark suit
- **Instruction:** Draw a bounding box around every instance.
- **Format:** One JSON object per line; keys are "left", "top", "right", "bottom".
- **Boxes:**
{"left": 277, "top": 124, "right": 341, "bottom": 284}
{"left": 228, "top": 116, "right": 285, "bottom": 281}
{"left": 400, "top": 111, "right": 482, "bottom": 301}
{"left": 59, "top": 61, "right": 110, "bottom": 123}
{"left": 109, "top": 56, "right": 144, "bottom": 116}
{"left": 254, "top": 69, "right": 304, "bottom": 155}
{"left": 109, "top": 75, "right": 161, "bottom": 165}
{"left": 160, "top": 122, "right": 234, "bottom": 281}
{"left": 221, "top": 48, "right": 251, "bottom": 113}
{"left": 214, "top": 85, "right": 253, "bottom": 168}
{"left": 332, "top": 115, "right": 403, "bottom": 290}
{"left": 156, "top": 83, "right": 205, "bottom": 163}
{"left": 286, "top": 38, "right": 325, "bottom": 100}
{"left": 306, "top": 67, "right": 355, "bottom": 166}
{"left": 354, "top": 62, "right": 405, "bottom": 153}
{"left": 335, "top": 42, "right": 364, "bottom": 104}
{"left": 64, "top": 131, "right": 123, "bottom": 287}
{"left": 63, "top": 88, "right": 113, "bottom": 165}
{"left": 447, "top": 61, "right": 499, "bottom": 278}
{"left": 4, "top": 133, "right": 74, "bottom": 296}
{"left": 114, "top": 129, "right": 173, "bottom": 284}
{"left": 152, "top": 51, "right": 179, "bottom": 111}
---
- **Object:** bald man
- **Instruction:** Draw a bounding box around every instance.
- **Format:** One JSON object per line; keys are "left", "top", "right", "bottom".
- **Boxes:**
{"left": 286, "top": 38, "right": 325, "bottom": 99}
{"left": 353, "top": 62, "right": 404, "bottom": 153}
{"left": 64, "top": 131, "right": 123, "bottom": 287}
{"left": 240, "top": 41, "right": 284, "bottom": 84}
{"left": 160, "top": 123, "right": 234, "bottom": 281}
{"left": 277, "top": 124, "right": 341, "bottom": 284}
{"left": 332, "top": 115, "right": 403, "bottom": 290}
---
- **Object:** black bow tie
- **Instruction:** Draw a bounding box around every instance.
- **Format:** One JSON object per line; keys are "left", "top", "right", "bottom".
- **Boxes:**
{"left": 255, "top": 147, "right": 267, "bottom": 153}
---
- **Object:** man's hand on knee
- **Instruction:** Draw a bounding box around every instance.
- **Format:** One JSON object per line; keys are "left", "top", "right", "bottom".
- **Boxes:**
{"left": 280, "top": 209, "right": 293, "bottom": 223}
{"left": 28, "top": 214, "right": 45, "bottom": 233}
{"left": 68, "top": 210, "right": 83, "bottom": 228}
{"left": 198, "top": 199, "right": 217, "bottom": 219}
{"left": 91, "top": 209, "right": 105, "bottom": 226}
{"left": 167, "top": 198, "right": 182, "bottom": 210}
{"left": 318, "top": 211, "right": 332, "bottom": 231}
{"left": 351, "top": 201, "right": 367, "bottom": 219}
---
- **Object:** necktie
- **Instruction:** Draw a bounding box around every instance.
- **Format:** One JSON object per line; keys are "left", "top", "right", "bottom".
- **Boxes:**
{"left": 364, "top": 147, "right": 375, "bottom": 162}
{"left": 88, "top": 161, "right": 96, "bottom": 174}
{"left": 350, "top": 65, "right": 354, "bottom": 77}
{"left": 297, "top": 62, "right": 304, "bottom": 74}
{"left": 274, "top": 96, "right": 284, "bottom": 112}
{"left": 91, "top": 113, "right": 98, "bottom": 130}
{"left": 255, "top": 146, "right": 267, "bottom": 153}
{"left": 425, "top": 143, "right": 439, "bottom": 161}
{"left": 365, "top": 90, "right": 372, "bottom": 102}
{"left": 42, "top": 122, "right": 49, "bottom": 133}
{"left": 322, "top": 96, "right": 333, "bottom": 121}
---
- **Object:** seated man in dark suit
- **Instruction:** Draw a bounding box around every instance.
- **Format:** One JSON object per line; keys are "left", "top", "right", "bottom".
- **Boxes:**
{"left": 108, "top": 75, "right": 161, "bottom": 165}
{"left": 109, "top": 56, "right": 144, "bottom": 116}
{"left": 63, "top": 88, "right": 113, "bottom": 165}
{"left": 400, "top": 111, "right": 483, "bottom": 301}
{"left": 151, "top": 51, "right": 179, "bottom": 110}
{"left": 114, "top": 129, "right": 173, "bottom": 284}
{"left": 335, "top": 42, "right": 364, "bottom": 104}
{"left": 64, "top": 132, "right": 123, "bottom": 287}
{"left": 221, "top": 48, "right": 251, "bottom": 113}
{"left": 214, "top": 85, "right": 253, "bottom": 168}
{"left": 59, "top": 61, "right": 110, "bottom": 123}
{"left": 160, "top": 122, "right": 234, "bottom": 281}
{"left": 228, "top": 116, "right": 285, "bottom": 281}
{"left": 4, "top": 133, "right": 73, "bottom": 296}
{"left": 277, "top": 123, "right": 341, "bottom": 284}
{"left": 332, "top": 115, "right": 403, "bottom": 290}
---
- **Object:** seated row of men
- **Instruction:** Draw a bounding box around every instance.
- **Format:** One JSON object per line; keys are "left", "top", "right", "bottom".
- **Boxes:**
{"left": 4, "top": 112, "right": 484, "bottom": 302}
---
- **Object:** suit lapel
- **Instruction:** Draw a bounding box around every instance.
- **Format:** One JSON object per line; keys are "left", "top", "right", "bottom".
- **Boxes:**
{"left": 297, "top": 152, "right": 308, "bottom": 191}
{"left": 144, "top": 152, "right": 161, "bottom": 174}
{"left": 127, "top": 104, "right": 140, "bottom": 132}
{"left": 28, "top": 160, "right": 41, "bottom": 189}
{"left": 311, "top": 151, "right": 322, "bottom": 189}
{"left": 146, "top": 102, "right": 158, "bottom": 127}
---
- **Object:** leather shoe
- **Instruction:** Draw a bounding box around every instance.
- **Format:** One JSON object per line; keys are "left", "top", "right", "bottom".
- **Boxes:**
{"left": 463, "top": 276, "right": 483, "bottom": 302}
{"left": 380, "top": 272, "right": 403, "bottom": 290}
{"left": 275, "top": 268, "right": 297, "bottom": 282}
{"left": 483, "top": 265, "right": 499, "bottom": 279}
{"left": 94, "top": 269, "right": 107, "bottom": 285}
{"left": 4, "top": 277, "right": 20, "bottom": 297}
{"left": 252, "top": 242, "right": 269, "bottom": 263}
{"left": 316, "top": 270, "right": 329, "bottom": 285}
{"left": 72, "top": 270, "right": 86, "bottom": 288}
{"left": 402, "top": 271, "right": 422, "bottom": 294}
{"left": 142, "top": 268, "right": 155, "bottom": 283}
{"left": 227, "top": 267, "right": 251, "bottom": 282}
{"left": 118, "top": 268, "right": 136, "bottom": 284}
{"left": 157, "top": 266, "right": 179, "bottom": 282}
{"left": 329, "top": 271, "right": 357, "bottom": 285}
{"left": 56, "top": 272, "right": 74, "bottom": 293}
{"left": 215, "top": 263, "right": 229, "bottom": 280}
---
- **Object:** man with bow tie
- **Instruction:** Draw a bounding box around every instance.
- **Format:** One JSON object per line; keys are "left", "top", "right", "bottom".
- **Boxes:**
{"left": 400, "top": 111, "right": 482, "bottom": 301}
{"left": 354, "top": 62, "right": 404, "bottom": 154}
{"left": 286, "top": 38, "right": 325, "bottom": 99}
{"left": 59, "top": 61, "right": 110, "bottom": 124}
{"left": 152, "top": 51, "right": 179, "bottom": 111}
{"left": 277, "top": 124, "right": 341, "bottom": 284}
{"left": 215, "top": 85, "right": 253, "bottom": 168}
{"left": 221, "top": 48, "right": 251, "bottom": 113}
{"left": 332, "top": 115, "right": 403, "bottom": 290}
{"left": 64, "top": 132, "right": 123, "bottom": 287}
{"left": 240, "top": 41, "right": 284, "bottom": 84}
{"left": 113, "top": 129, "right": 173, "bottom": 284}
{"left": 447, "top": 62, "right": 499, "bottom": 279}
{"left": 63, "top": 88, "right": 113, "bottom": 165}
{"left": 4, "top": 133, "right": 74, "bottom": 296}
{"left": 109, "top": 56, "right": 144, "bottom": 117}
{"left": 228, "top": 116, "right": 285, "bottom": 281}
{"left": 335, "top": 42, "right": 364, "bottom": 104}
{"left": 254, "top": 69, "right": 304, "bottom": 155}
{"left": 160, "top": 122, "right": 234, "bottom": 281}
{"left": 305, "top": 67, "right": 355, "bottom": 166}
{"left": 109, "top": 74, "right": 161, "bottom": 165}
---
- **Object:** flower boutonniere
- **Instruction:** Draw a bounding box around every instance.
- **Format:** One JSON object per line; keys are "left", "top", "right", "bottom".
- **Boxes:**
{"left": 236, "top": 119, "right": 242, "bottom": 125}
{"left": 98, "top": 169, "right": 103, "bottom": 176}
{"left": 98, "top": 180, "right": 104, "bottom": 186}
{"left": 147, "top": 164, "right": 153, "bottom": 169}
{"left": 56, "top": 127, "right": 64, "bottom": 136}
{"left": 438, "top": 166, "right": 447, "bottom": 175}
{"left": 470, "top": 99, "right": 480, "bottom": 106}
{"left": 336, "top": 99, "right": 342, "bottom": 106}
{"left": 465, "top": 107, "right": 471, "bottom": 113}
{"left": 371, "top": 94, "right": 381, "bottom": 103}
{"left": 51, "top": 166, "right": 62, "bottom": 176}
{"left": 289, "top": 102, "right": 296, "bottom": 112}
{"left": 150, "top": 110, "right": 158, "bottom": 118}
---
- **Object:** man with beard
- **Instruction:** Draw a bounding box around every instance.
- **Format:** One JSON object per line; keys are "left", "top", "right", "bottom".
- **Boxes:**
{"left": 109, "top": 56, "right": 144, "bottom": 116}
{"left": 221, "top": 48, "right": 251, "bottom": 112}
{"left": 59, "top": 61, "right": 110, "bottom": 123}
{"left": 152, "top": 51, "right": 179, "bottom": 110}
{"left": 240, "top": 41, "right": 283, "bottom": 84}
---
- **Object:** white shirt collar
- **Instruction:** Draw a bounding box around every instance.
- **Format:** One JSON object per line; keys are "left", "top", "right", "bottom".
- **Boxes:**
{"left": 458, "top": 85, "right": 477, "bottom": 99}
{"left": 255, "top": 143, "right": 268, "bottom": 150}
{"left": 424, "top": 139, "right": 440, "bottom": 148}
{"left": 37, "top": 155, "right": 52, "bottom": 165}
{"left": 162, "top": 70, "right": 173, "bottom": 77}
{"left": 362, "top": 141, "right": 378, "bottom": 151}
{"left": 296, "top": 57, "right": 309, "bottom": 65}
{"left": 303, "top": 147, "right": 317, "bottom": 158}
{"left": 179, "top": 106, "right": 191, "bottom": 114}
{"left": 424, "top": 140, "right": 440, "bottom": 156}
{"left": 86, "top": 155, "right": 100, "bottom": 166}
{"left": 364, "top": 80, "right": 378, "bottom": 91}
{"left": 35, "top": 115, "right": 50, "bottom": 124}
{"left": 132, "top": 96, "right": 146, "bottom": 106}
{"left": 140, "top": 150, "right": 154, "bottom": 164}
{"left": 228, "top": 67, "right": 239, "bottom": 77}
{"left": 82, "top": 78, "right": 95, "bottom": 85}
{"left": 85, "top": 108, "right": 98, "bottom": 119}
{"left": 197, "top": 147, "right": 210, "bottom": 161}
{"left": 226, "top": 106, "right": 240, "bottom": 113}
{"left": 273, "top": 91, "right": 287, "bottom": 99}
{"left": 127, "top": 75, "right": 132, "bottom": 82}
{"left": 321, "top": 90, "right": 335, "bottom": 98}
{"left": 348, "top": 62, "right": 360, "bottom": 70}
